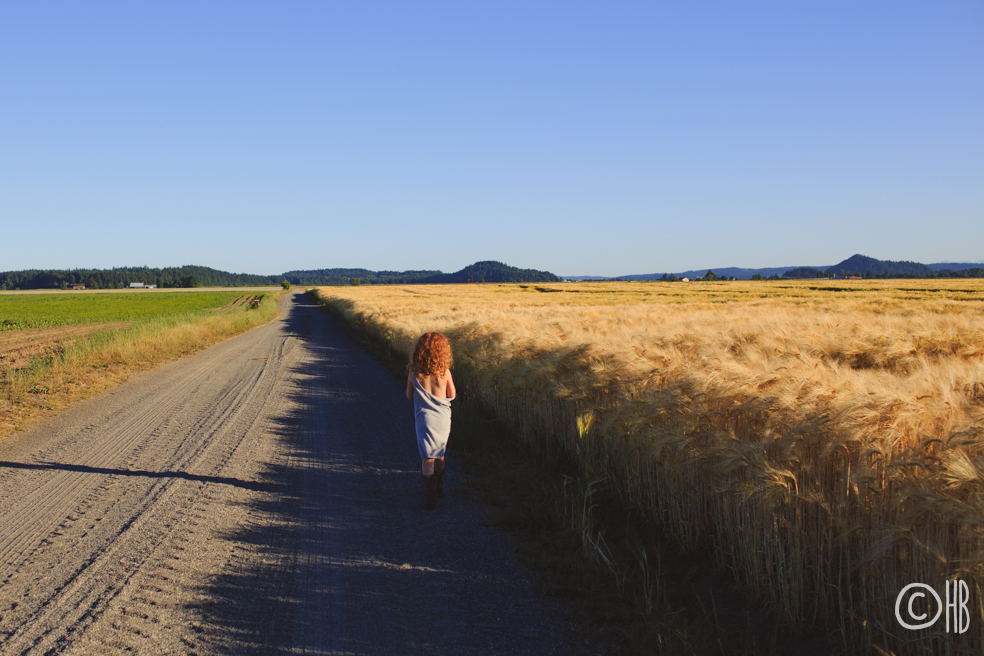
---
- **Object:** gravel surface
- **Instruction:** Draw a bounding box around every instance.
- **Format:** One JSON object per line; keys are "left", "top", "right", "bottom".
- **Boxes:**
{"left": 0, "top": 292, "right": 589, "bottom": 655}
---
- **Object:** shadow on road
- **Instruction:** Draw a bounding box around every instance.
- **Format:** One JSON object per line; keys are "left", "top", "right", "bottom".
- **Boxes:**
{"left": 184, "top": 293, "right": 582, "bottom": 655}
{"left": 0, "top": 461, "right": 274, "bottom": 492}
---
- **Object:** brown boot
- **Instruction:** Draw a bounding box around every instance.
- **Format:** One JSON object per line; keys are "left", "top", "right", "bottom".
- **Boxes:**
{"left": 434, "top": 462, "right": 445, "bottom": 498}
{"left": 423, "top": 475, "right": 440, "bottom": 510}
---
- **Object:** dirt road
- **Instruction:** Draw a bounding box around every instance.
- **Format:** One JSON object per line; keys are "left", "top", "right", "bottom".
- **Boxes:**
{"left": 0, "top": 292, "right": 585, "bottom": 655}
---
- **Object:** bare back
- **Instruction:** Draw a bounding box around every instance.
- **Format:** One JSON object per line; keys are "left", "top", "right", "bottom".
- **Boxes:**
{"left": 406, "top": 369, "right": 456, "bottom": 401}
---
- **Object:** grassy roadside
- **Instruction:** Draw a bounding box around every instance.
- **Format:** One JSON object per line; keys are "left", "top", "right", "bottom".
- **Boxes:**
{"left": 0, "top": 291, "right": 282, "bottom": 441}
{"left": 310, "top": 289, "right": 830, "bottom": 656}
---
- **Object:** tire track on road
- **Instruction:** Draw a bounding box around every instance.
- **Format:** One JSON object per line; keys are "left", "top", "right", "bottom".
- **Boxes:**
{"left": 0, "top": 292, "right": 588, "bottom": 655}
{"left": 0, "top": 306, "right": 293, "bottom": 654}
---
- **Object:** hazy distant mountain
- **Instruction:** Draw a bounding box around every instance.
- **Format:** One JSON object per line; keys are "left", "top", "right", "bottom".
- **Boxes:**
{"left": 593, "top": 254, "right": 984, "bottom": 281}
{"left": 928, "top": 261, "right": 984, "bottom": 272}
{"left": 619, "top": 266, "right": 809, "bottom": 281}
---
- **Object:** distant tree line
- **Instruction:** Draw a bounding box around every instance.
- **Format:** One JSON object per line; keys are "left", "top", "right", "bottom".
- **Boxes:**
{"left": 779, "top": 267, "right": 984, "bottom": 280}
{"left": 639, "top": 255, "right": 984, "bottom": 282}
{"left": 655, "top": 270, "right": 737, "bottom": 282}
{"left": 0, "top": 266, "right": 282, "bottom": 291}
{"left": 777, "top": 254, "right": 984, "bottom": 279}
{"left": 282, "top": 268, "right": 441, "bottom": 286}
{"left": 285, "top": 261, "right": 559, "bottom": 285}
{"left": 643, "top": 265, "right": 984, "bottom": 282}
{"left": 0, "top": 261, "right": 561, "bottom": 290}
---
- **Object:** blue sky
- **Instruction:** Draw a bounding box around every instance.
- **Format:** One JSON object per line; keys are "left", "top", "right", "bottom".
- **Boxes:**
{"left": 1, "top": 2, "right": 981, "bottom": 276}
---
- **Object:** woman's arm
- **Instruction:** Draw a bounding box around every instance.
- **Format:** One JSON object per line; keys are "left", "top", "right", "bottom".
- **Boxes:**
{"left": 445, "top": 370, "right": 456, "bottom": 399}
{"left": 406, "top": 371, "right": 414, "bottom": 401}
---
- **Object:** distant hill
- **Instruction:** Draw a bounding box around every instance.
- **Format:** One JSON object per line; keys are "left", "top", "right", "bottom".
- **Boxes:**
{"left": 830, "top": 254, "right": 934, "bottom": 277}
{"left": 420, "top": 261, "right": 560, "bottom": 284}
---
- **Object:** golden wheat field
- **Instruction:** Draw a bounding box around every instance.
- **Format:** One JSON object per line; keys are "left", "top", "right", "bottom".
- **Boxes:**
{"left": 314, "top": 279, "right": 984, "bottom": 654}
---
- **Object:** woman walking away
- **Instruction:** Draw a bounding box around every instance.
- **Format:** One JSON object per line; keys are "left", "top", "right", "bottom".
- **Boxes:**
{"left": 406, "top": 332, "right": 456, "bottom": 510}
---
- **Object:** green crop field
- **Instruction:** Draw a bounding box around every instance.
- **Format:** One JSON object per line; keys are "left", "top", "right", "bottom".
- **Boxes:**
{"left": 0, "top": 292, "right": 254, "bottom": 331}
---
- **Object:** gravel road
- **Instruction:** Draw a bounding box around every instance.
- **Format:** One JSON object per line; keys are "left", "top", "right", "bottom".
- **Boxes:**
{"left": 0, "top": 292, "right": 587, "bottom": 655}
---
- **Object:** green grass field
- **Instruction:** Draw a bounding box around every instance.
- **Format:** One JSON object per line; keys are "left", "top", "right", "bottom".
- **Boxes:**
{"left": 1, "top": 290, "right": 281, "bottom": 443}
{"left": 0, "top": 292, "right": 254, "bottom": 331}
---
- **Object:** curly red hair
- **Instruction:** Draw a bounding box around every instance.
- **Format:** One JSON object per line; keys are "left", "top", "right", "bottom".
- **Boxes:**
{"left": 411, "top": 332, "right": 453, "bottom": 379}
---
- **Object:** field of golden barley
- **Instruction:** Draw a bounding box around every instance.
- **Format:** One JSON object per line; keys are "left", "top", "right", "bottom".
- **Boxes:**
{"left": 314, "top": 279, "right": 984, "bottom": 655}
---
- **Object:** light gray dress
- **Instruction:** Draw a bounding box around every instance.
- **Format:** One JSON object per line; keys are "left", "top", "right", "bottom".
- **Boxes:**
{"left": 412, "top": 372, "right": 454, "bottom": 459}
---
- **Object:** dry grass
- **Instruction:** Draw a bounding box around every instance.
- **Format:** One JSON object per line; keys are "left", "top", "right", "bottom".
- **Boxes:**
{"left": 313, "top": 279, "right": 984, "bottom": 655}
{"left": 0, "top": 292, "right": 281, "bottom": 441}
